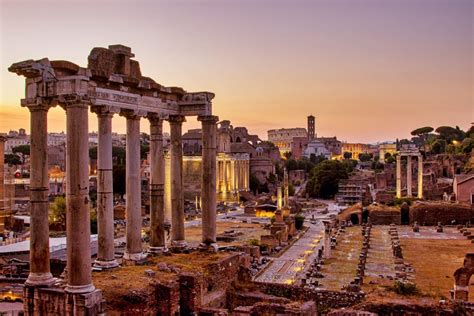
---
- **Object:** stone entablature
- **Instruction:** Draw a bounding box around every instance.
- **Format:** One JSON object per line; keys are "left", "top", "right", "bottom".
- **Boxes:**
{"left": 9, "top": 45, "right": 214, "bottom": 118}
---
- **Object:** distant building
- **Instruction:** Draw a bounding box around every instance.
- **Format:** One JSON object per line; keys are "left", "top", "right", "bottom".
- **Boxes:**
{"left": 291, "top": 137, "right": 308, "bottom": 160}
{"left": 267, "top": 128, "right": 307, "bottom": 155}
{"left": 316, "top": 137, "right": 342, "bottom": 157}
{"left": 303, "top": 139, "right": 331, "bottom": 159}
{"left": 342, "top": 143, "right": 370, "bottom": 159}
{"left": 307, "top": 115, "right": 315, "bottom": 140}
{"left": 379, "top": 143, "right": 397, "bottom": 161}
{"left": 4, "top": 129, "right": 29, "bottom": 154}
{"left": 453, "top": 174, "right": 474, "bottom": 204}
{"left": 48, "top": 132, "right": 66, "bottom": 147}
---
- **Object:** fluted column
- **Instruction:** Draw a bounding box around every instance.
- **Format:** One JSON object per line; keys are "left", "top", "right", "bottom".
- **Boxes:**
{"left": 148, "top": 114, "right": 166, "bottom": 252}
{"left": 417, "top": 155, "right": 423, "bottom": 199}
{"left": 396, "top": 155, "right": 401, "bottom": 198}
{"left": 64, "top": 97, "right": 95, "bottom": 293}
{"left": 407, "top": 156, "right": 412, "bottom": 197}
{"left": 122, "top": 111, "right": 146, "bottom": 261}
{"left": 199, "top": 115, "right": 218, "bottom": 248}
{"left": 92, "top": 107, "right": 118, "bottom": 268}
{"left": 169, "top": 115, "right": 186, "bottom": 248}
{"left": 25, "top": 102, "right": 54, "bottom": 286}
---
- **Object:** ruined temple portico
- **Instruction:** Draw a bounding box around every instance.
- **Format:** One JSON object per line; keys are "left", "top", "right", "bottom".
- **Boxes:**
{"left": 396, "top": 146, "right": 423, "bottom": 199}
{"left": 9, "top": 44, "right": 218, "bottom": 314}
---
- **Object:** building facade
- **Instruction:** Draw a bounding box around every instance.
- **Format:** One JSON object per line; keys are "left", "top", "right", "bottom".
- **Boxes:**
{"left": 267, "top": 128, "right": 307, "bottom": 155}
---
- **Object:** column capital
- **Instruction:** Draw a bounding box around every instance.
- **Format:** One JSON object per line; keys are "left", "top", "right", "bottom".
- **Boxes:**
{"left": 168, "top": 115, "right": 186, "bottom": 124}
{"left": 57, "top": 94, "right": 91, "bottom": 110}
{"left": 147, "top": 112, "right": 167, "bottom": 123}
{"left": 91, "top": 105, "right": 120, "bottom": 117}
{"left": 198, "top": 115, "right": 219, "bottom": 124}
{"left": 120, "top": 109, "right": 146, "bottom": 120}
{"left": 21, "top": 97, "right": 55, "bottom": 112}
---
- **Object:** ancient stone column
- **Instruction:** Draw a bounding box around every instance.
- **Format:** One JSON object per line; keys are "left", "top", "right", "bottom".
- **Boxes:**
{"left": 417, "top": 155, "right": 423, "bottom": 199}
{"left": 406, "top": 156, "right": 412, "bottom": 197}
{"left": 148, "top": 114, "right": 166, "bottom": 252}
{"left": 25, "top": 102, "right": 54, "bottom": 286}
{"left": 123, "top": 111, "right": 146, "bottom": 261}
{"left": 199, "top": 115, "right": 218, "bottom": 248}
{"left": 284, "top": 168, "right": 289, "bottom": 206}
{"left": 169, "top": 115, "right": 186, "bottom": 248}
{"left": 93, "top": 107, "right": 118, "bottom": 269}
{"left": 222, "top": 159, "right": 227, "bottom": 194}
{"left": 64, "top": 98, "right": 95, "bottom": 293}
{"left": 396, "top": 155, "right": 401, "bottom": 198}
{"left": 277, "top": 186, "right": 283, "bottom": 209}
{"left": 230, "top": 160, "right": 235, "bottom": 193}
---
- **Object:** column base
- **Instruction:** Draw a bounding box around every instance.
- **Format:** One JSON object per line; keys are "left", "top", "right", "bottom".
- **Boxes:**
{"left": 93, "top": 259, "right": 119, "bottom": 269}
{"left": 170, "top": 240, "right": 187, "bottom": 252}
{"left": 148, "top": 246, "right": 169, "bottom": 255}
{"left": 25, "top": 272, "right": 56, "bottom": 287}
{"left": 123, "top": 251, "right": 148, "bottom": 264}
{"left": 199, "top": 242, "right": 219, "bottom": 253}
{"left": 65, "top": 283, "right": 96, "bottom": 294}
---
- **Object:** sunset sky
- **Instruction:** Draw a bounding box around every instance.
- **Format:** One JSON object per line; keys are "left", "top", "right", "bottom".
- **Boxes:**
{"left": 0, "top": 0, "right": 472, "bottom": 143}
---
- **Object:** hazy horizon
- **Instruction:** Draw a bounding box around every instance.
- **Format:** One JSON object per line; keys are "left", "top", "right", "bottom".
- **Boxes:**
{"left": 1, "top": 0, "right": 472, "bottom": 143}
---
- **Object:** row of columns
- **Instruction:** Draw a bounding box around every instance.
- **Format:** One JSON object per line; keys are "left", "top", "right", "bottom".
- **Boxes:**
{"left": 217, "top": 159, "right": 249, "bottom": 193}
{"left": 26, "top": 97, "right": 219, "bottom": 293}
{"left": 396, "top": 154, "right": 423, "bottom": 199}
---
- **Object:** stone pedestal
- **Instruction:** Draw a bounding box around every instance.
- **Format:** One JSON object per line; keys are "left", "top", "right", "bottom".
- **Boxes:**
{"left": 93, "top": 108, "right": 118, "bottom": 269}
{"left": 169, "top": 115, "right": 186, "bottom": 249}
{"left": 148, "top": 114, "right": 166, "bottom": 252}
{"left": 26, "top": 102, "right": 55, "bottom": 286}
{"left": 65, "top": 100, "right": 95, "bottom": 293}
{"left": 123, "top": 111, "right": 146, "bottom": 261}
{"left": 23, "top": 285, "right": 104, "bottom": 316}
{"left": 199, "top": 115, "right": 218, "bottom": 248}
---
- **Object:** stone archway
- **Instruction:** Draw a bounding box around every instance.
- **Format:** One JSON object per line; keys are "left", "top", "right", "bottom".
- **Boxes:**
{"left": 350, "top": 213, "right": 359, "bottom": 225}
{"left": 453, "top": 253, "right": 474, "bottom": 301}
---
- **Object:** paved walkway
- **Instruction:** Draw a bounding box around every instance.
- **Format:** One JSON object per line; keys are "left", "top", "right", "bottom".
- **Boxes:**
{"left": 254, "top": 219, "right": 325, "bottom": 284}
{"left": 365, "top": 226, "right": 396, "bottom": 279}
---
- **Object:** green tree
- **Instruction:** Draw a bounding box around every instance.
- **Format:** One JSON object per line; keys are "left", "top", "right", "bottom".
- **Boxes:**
{"left": 431, "top": 139, "right": 446, "bottom": 154}
{"left": 285, "top": 158, "right": 298, "bottom": 171}
{"left": 343, "top": 152, "right": 352, "bottom": 159}
{"left": 435, "top": 126, "right": 465, "bottom": 143}
{"left": 358, "top": 153, "right": 372, "bottom": 162}
{"left": 12, "top": 145, "right": 30, "bottom": 165}
{"left": 140, "top": 144, "right": 150, "bottom": 160}
{"left": 283, "top": 151, "right": 292, "bottom": 160}
{"left": 305, "top": 160, "right": 349, "bottom": 198}
{"left": 49, "top": 196, "right": 67, "bottom": 228}
{"left": 113, "top": 165, "right": 126, "bottom": 198}
{"left": 112, "top": 146, "right": 126, "bottom": 165}
{"left": 411, "top": 127, "right": 434, "bottom": 145}
{"left": 89, "top": 147, "right": 98, "bottom": 160}
{"left": 4, "top": 154, "right": 21, "bottom": 165}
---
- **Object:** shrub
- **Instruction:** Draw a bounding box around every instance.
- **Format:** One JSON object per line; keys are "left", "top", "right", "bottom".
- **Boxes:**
{"left": 295, "top": 214, "right": 305, "bottom": 230}
{"left": 393, "top": 281, "right": 418, "bottom": 296}
{"left": 248, "top": 239, "right": 260, "bottom": 246}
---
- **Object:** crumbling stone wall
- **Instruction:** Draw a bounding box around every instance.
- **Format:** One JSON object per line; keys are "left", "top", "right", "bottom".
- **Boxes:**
{"left": 255, "top": 283, "right": 365, "bottom": 309}
{"left": 410, "top": 202, "right": 474, "bottom": 225}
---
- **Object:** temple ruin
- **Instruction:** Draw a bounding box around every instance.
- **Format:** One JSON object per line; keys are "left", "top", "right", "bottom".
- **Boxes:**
{"left": 8, "top": 44, "right": 219, "bottom": 314}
